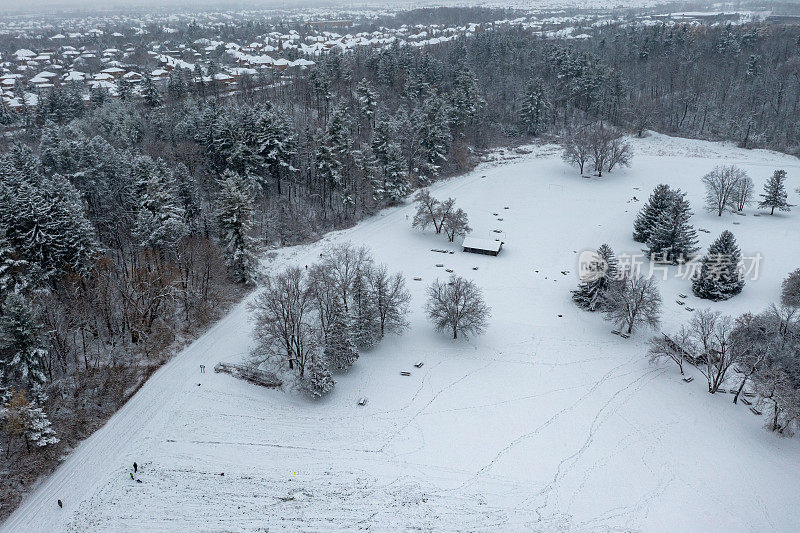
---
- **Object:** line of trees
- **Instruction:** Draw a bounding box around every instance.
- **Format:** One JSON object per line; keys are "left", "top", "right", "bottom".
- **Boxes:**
{"left": 651, "top": 284, "right": 800, "bottom": 435}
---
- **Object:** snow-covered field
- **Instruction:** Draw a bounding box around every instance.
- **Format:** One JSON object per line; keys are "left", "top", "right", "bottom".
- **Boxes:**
{"left": 4, "top": 133, "right": 800, "bottom": 532}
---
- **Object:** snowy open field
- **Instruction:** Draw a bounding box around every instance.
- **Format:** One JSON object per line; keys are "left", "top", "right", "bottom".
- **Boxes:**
{"left": 3, "top": 133, "right": 800, "bottom": 532}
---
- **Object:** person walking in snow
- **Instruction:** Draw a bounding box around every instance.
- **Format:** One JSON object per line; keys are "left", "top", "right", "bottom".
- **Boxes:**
{"left": 130, "top": 472, "right": 135, "bottom": 481}
{"left": 57, "top": 499, "right": 62, "bottom": 508}
{"left": 133, "top": 462, "right": 138, "bottom": 473}
{"left": 200, "top": 364, "right": 205, "bottom": 373}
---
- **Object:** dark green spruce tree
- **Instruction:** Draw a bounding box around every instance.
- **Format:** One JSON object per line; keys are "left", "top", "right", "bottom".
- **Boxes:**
{"left": 692, "top": 230, "right": 745, "bottom": 301}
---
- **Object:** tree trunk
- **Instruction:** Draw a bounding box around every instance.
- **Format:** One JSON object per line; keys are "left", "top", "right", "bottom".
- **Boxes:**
{"left": 732, "top": 376, "right": 747, "bottom": 404}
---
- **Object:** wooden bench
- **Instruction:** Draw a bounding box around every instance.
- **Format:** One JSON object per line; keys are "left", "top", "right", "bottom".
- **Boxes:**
{"left": 400, "top": 371, "right": 411, "bottom": 376}
{"left": 414, "top": 361, "right": 424, "bottom": 368}
{"left": 682, "top": 376, "right": 694, "bottom": 383}
{"left": 358, "top": 397, "right": 368, "bottom": 406}
{"left": 750, "top": 406, "right": 762, "bottom": 416}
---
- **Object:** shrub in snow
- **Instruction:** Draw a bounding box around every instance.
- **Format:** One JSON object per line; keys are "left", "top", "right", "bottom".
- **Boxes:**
{"left": 692, "top": 230, "right": 745, "bottom": 301}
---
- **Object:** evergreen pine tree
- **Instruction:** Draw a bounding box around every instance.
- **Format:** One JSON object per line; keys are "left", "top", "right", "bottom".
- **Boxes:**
{"left": 0, "top": 293, "right": 47, "bottom": 389}
{"left": 215, "top": 171, "right": 257, "bottom": 283}
{"left": 449, "top": 60, "right": 481, "bottom": 131}
{"left": 323, "top": 301, "right": 359, "bottom": 371}
{"left": 417, "top": 96, "right": 451, "bottom": 181}
{"left": 133, "top": 161, "right": 187, "bottom": 251}
{"left": 174, "top": 163, "right": 200, "bottom": 226}
{"left": 356, "top": 78, "right": 377, "bottom": 128}
{"left": 116, "top": 77, "right": 133, "bottom": 101}
{"left": 572, "top": 244, "right": 618, "bottom": 311}
{"left": 167, "top": 68, "right": 187, "bottom": 100}
{"left": 646, "top": 190, "right": 699, "bottom": 264}
{"left": 141, "top": 73, "right": 161, "bottom": 107}
{"left": 521, "top": 79, "right": 547, "bottom": 136}
{"left": 692, "top": 230, "right": 745, "bottom": 301}
{"left": 758, "top": 169, "right": 792, "bottom": 215}
{"left": 304, "top": 353, "right": 335, "bottom": 398}
{"left": 633, "top": 184, "right": 675, "bottom": 243}
{"left": 376, "top": 142, "right": 409, "bottom": 205}
{"left": 350, "top": 268, "right": 380, "bottom": 349}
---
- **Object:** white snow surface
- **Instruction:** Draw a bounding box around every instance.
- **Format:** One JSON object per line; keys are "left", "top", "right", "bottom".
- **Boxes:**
{"left": 4, "top": 133, "right": 800, "bottom": 532}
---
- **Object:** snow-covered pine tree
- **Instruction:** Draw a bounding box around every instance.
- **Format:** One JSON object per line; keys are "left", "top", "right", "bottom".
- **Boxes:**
{"left": 356, "top": 78, "right": 377, "bottom": 128}
{"left": 174, "top": 163, "right": 200, "bottom": 226}
{"left": 133, "top": 161, "right": 188, "bottom": 252}
{"left": 323, "top": 301, "right": 359, "bottom": 371}
{"left": 646, "top": 189, "right": 699, "bottom": 264}
{"left": 23, "top": 403, "right": 59, "bottom": 449}
{"left": 215, "top": 170, "right": 257, "bottom": 283}
{"left": 417, "top": 96, "right": 451, "bottom": 181}
{"left": 2, "top": 390, "right": 58, "bottom": 452}
{"left": 116, "top": 77, "right": 133, "bottom": 101}
{"left": 521, "top": 79, "right": 547, "bottom": 136}
{"left": 692, "top": 230, "right": 745, "bottom": 301}
{"left": 303, "top": 353, "right": 335, "bottom": 398}
{"left": 758, "top": 169, "right": 792, "bottom": 215}
{"left": 141, "top": 72, "right": 161, "bottom": 107}
{"left": 633, "top": 184, "right": 675, "bottom": 243}
{"left": 572, "top": 244, "right": 619, "bottom": 311}
{"left": 375, "top": 142, "right": 409, "bottom": 206}
{"left": 0, "top": 293, "right": 47, "bottom": 389}
{"left": 167, "top": 67, "right": 187, "bottom": 100}
{"left": 350, "top": 267, "right": 380, "bottom": 349}
{"left": 449, "top": 60, "right": 481, "bottom": 131}
{"left": 0, "top": 226, "right": 23, "bottom": 298}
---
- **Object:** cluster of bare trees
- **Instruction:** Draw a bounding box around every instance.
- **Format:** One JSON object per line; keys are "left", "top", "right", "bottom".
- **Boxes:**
{"left": 561, "top": 122, "right": 633, "bottom": 177}
{"left": 411, "top": 190, "right": 471, "bottom": 243}
{"left": 250, "top": 243, "right": 409, "bottom": 397}
{"left": 650, "top": 276, "right": 800, "bottom": 434}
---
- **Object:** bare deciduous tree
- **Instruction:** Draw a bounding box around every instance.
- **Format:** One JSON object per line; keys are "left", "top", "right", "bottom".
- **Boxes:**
{"left": 686, "top": 309, "right": 735, "bottom": 394}
{"left": 649, "top": 328, "right": 692, "bottom": 375}
{"left": 702, "top": 165, "right": 748, "bottom": 216}
{"left": 442, "top": 208, "right": 471, "bottom": 242}
{"left": 602, "top": 269, "right": 661, "bottom": 334}
{"left": 730, "top": 174, "right": 755, "bottom": 212}
{"left": 250, "top": 267, "right": 316, "bottom": 377}
{"left": 366, "top": 263, "right": 410, "bottom": 337}
{"left": 425, "top": 275, "right": 491, "bottom": 339}
{"left": 318, "top": 242, "right": 373, "bottom": 313}
{"left": 411, "top": 190, "right": 456, "bottom": 235}
{"left": 561, "top": 131, "right": 592, "bottom": 175}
